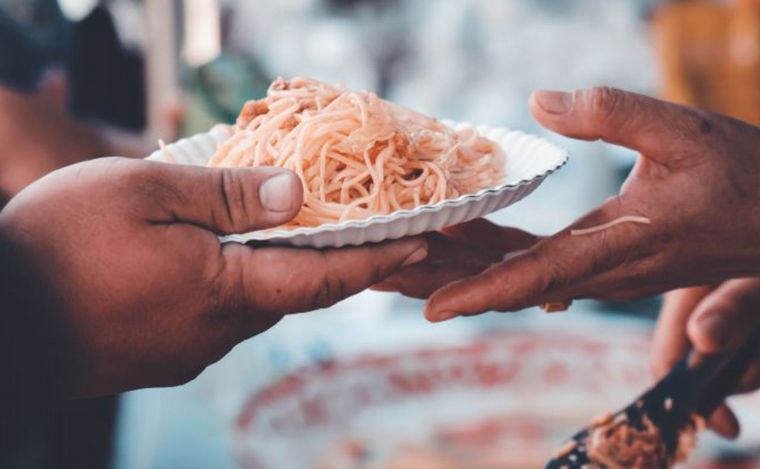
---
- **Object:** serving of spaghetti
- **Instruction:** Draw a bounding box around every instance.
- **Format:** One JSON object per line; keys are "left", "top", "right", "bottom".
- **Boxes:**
{"left": 208, "top": 77, "right": 505, "bottom": 227}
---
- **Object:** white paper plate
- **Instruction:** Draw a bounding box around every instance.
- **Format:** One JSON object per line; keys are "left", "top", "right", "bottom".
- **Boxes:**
{"left": 146, "top": 122, "right": 568, "bottom": 248}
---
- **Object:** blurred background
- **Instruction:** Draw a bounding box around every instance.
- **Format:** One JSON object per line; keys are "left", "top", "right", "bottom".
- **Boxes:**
{"left": 4, "top": 0, "right": 760, "bottom": 468}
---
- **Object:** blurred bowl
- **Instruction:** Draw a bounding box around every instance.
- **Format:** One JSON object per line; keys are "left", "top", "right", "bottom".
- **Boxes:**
{"left": 231, "top": 322, "right": 760, "bottom": 469}
{"left": 233, "top": 328, "right": 654, "bottom": 468}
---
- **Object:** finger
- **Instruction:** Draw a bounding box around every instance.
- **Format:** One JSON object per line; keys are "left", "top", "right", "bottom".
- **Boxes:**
{"left": 423, "top": 249, "right": 540, "bottom": 321}
{"left": 651, "top": 287, "right": 713, "bottom": 379}
{"left": 137, "top": 160, "right": 303, "bottom": 234}
{"left": 441, "top": 218, "right": 540, "bottom": 253}
{"left": 529, "top": 87, "right": 713, "bottom": 165}
{"left": 704, "top": 358, "right": 760, "bottom": 440}
{"left": 687, "top": 278, "right": 760, "bottom": 354}
{"left": 223, "top": 237, "right": 427, "bottom": 322}
{"left": 683, "top": 279, "right": 760, "bottom": 439}
{"left": 707, "top": 404, "right": 740, "bottom": 439}
{"left": 374, "top": 222, "right": 536, "bottom": 299}
{"left": 424, "top": 197, "right": 655, "bottom": 321}
{"left": 373, "top": 261, "right": 487, "bottom": 299}
{"left": 373, "top": 232, "right": 501, "bottom": 295}
{"left": 424, "top": 231, "right": 504, "bottom": 264}
{"left": 734, "top": 358, "right": 760, "bottom": 394}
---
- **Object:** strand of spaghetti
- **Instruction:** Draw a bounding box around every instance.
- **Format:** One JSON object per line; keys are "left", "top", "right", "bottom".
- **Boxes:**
{"left": 210, "top": 130, "right": 245, "bottom": 166}
{"left": 225, "top": 131, "right": 256, "bottom": 167}
{"left": 158, "top": 139, "right": 177, "bottom": 163}
{"left": 349, "top": 92, "right": 369, "bottom": 128}
{"left": 362, "top": 149, "right": 380, "bottom": 205}
{"left": 570, "top": 216, "right": 652, "bottom": 236}
{"left": 318, "top": 142, "right": 329, "bottom": 201}
{"left": 340, "top": 171, "right": 370, "bottom": 204}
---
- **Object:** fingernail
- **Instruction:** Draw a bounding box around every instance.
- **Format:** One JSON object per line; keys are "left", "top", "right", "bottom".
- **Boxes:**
{"left": 534, "top": 90, "right": 574, "bottom": 114}
{"left": 260, "top": 173, "right": 295, "bottom": 212}
{"left": 431, "top": 310, "right": 459, "bottom": 323}
{"left": 698, "top": 314, "right": 730, "bottom": 349}
{"left": 402, "top": 247, "right": 428, "bottom": 267}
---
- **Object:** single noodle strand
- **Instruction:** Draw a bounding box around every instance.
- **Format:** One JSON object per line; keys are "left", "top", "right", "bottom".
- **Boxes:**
{"left": 570, "top": 216, "right": 651, "bottom": 236}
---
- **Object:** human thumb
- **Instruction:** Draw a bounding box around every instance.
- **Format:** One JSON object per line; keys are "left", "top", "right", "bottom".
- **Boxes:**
{"left": 139, "top": 161, "right": 302, "bottom": 233}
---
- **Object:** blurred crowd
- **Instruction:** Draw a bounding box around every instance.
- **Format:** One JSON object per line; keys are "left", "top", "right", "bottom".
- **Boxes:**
{"left": 0, "top": 0, "right": 178, "bottom": 207}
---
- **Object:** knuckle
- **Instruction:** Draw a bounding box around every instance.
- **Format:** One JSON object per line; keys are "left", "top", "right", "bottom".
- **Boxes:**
{"left": 208, "top": 269, "right": 246, "bottom": 323}
{"left": 491, "top": 251, "right": 551, "bottom": 310}
{"left": 135, "top": 168, "right": 188, "bottom": 210}
{"left": 369, "top": 263, "right": 385, "bottom": 286}
{"left": 530, "top": 248, "right": 568, "bottom": 293}
{"left": 587, "top": 86, "right": 625, "bottom": 122}
{"left": 544, "top": 256, "right": 570, "bottom": 293}
{"left": 311, "top": 260, "right": 348, "bottom": 309}
{"left": 210, "top": 246, "right": 248, "bottom": 317}
{"left": 583, "top": 87, "right": 642, "bottom": 143}
{"left": 676, "top": 108, "right": 720, "bottom": 149}
{"left": 489, "top": 274, "right": 517, "bottom": 310}
{"left": 216, "top": 170, "right": 248, "bottom": 232}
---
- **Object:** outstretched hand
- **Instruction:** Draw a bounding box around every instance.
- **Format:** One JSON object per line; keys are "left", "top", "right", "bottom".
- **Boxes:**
{"left": 0, "top": 158, "right": 426, "bottom": 397}
{"left": 380, "top": 88, "right": 760, "bottom": 322}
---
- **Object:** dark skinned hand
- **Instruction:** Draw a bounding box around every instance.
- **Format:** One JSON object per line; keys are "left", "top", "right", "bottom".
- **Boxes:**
{"left": 652, "top": 281, "right": 760, "bottom": 440}
{"left": 0, "top": 158, "right": 427, "bottom": 398}
{"left": 378, "top": 87, "right": 760, "bottom": 322}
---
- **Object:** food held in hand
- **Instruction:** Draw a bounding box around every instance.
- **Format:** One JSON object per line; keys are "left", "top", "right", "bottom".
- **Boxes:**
{"left": 209, "top": 77, "right": 505, "bottom": 227}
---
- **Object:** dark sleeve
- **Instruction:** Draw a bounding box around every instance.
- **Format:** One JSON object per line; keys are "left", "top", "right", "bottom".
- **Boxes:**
{"left": 0, "top": 230, "right": 56, "bottom": 460}
{"left": 0, "top": 232, "right": 118, "bottom": 469}
{"left": 0, "top": 231, "right": 57, "bottom": 404}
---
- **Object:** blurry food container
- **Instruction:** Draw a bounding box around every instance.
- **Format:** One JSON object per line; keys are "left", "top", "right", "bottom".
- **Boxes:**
{"left": 116, "top": 306, "right": 760, "bottom": 469}
{"left": 231, "top": 316, "right": 760, "bottom": 468}
{"left": 233, "top": 325, "right": 654, "bottom": 468}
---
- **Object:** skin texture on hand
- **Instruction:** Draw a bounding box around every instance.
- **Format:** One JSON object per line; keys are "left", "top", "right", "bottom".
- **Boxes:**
{"left": 373, "top": 218, "right": 538, "bottom": 307}
{"left": 652, "top": 281, "right": 760, "bottom": 439}
{"left": 0, "top": 158, "right": 426, "bottom": 398}
{"left": 379, "top": 87, "right": 760, "bottom": 322}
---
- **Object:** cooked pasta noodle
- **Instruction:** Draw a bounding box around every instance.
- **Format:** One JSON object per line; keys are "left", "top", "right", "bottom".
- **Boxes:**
{"left": 158, "top": 139, "right": 177, "bottom": 163}
{"left": 570, "top": 216, "right": 651, "bottom": 236}
{"left": 209, "top": 77, "right": 505, "bottom": 227}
